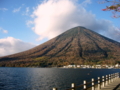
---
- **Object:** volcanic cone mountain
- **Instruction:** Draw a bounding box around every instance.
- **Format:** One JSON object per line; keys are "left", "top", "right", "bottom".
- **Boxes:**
{"left": 0, "top": 26, "right": 120, "bottom": 67}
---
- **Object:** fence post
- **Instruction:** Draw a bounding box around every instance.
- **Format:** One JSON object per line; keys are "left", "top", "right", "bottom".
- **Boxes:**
{"left": 114, "top": 73, "right": 116, "bottom": 80}
{"left": 113, "top": 73, "right": 115, "bottom": 81}
{"left": 116, "top": 73, "right": 118, "bottom": 78}
{"left": 71, "top": 83, "right": 75, "bottom": 90}
{"left": 116, "top": 73, "right": 118, "bottom": 79}
{"left": 83, "top": 80, "right": 86, "bottom": 90}
{"left": 117, "top": 73, "right": 118, "bottom": 78}
{"left": 112, "top": 74, "right": 114, "bottom": 82}
{"left": 92, "top": 78, "right": 95, "bottom": 90}
{"left": 117, "top": 72, "right": 119, "bottom": 78}
{"left": 106, "top": 75, "right": 108, "bottom": 85}
{"left": 53, "top": 88, "right": 57, "bottom": 90}
{"left": 102, "top": 76, "right": 105, "bottom": 87}
{"left": 115, "top": 73, "right": 116, "bottom": 80}
{"left": 112, "top": 73, "right": 114, "bottom": 81}
{"left": 109, "top": 74, "right": 111, "bottom": 84}
{"left": 118, "top": 72, "right": 119, "bottom": 78}
{"left": 111, "top": 74, "right": 113, "bottom": 82}
{"left": 98, "top": 77, "right": 101, "bottom": 90}
{"left": 116, "top": 73, "right": 117, "bottom": 79}
{"left": 116, "top": 73, "right": 117, "bottom": 78}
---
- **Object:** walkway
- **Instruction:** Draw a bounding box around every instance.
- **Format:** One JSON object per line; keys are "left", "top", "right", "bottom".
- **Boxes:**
{"left": 100, "top": 78, "right": 120, "bottom": 90}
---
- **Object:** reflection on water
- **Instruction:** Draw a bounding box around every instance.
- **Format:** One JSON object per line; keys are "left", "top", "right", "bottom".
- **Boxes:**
{"left": 0, "top": 67, "right": 119, "bottom": 90}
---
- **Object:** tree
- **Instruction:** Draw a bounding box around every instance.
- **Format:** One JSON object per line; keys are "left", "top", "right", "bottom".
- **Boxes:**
{"left": 101, "top": 0, "right": 120, "bottom": 18}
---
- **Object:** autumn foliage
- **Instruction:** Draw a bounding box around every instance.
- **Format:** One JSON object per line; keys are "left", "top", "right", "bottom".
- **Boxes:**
{"left": 102, "top": 0, "right": 120, "bottom": 18}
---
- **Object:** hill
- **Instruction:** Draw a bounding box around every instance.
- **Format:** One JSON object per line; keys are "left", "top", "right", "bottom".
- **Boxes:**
{"left": 0, "top": 26, "right": 120, "bottom": 67}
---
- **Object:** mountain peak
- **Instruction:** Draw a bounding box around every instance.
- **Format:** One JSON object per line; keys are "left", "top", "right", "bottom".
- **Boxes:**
{"left": 0, "top": 26, "right": 120, "bottom": 67}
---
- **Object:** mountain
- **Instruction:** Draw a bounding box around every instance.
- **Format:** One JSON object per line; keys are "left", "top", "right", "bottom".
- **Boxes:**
{"left": 0, "top": 26, "right": 120, "bottom": 67}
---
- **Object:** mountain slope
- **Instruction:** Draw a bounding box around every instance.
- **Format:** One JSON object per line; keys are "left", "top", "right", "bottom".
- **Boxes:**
{"left": 0, "top": 26, "right": 120, "bottom": 67}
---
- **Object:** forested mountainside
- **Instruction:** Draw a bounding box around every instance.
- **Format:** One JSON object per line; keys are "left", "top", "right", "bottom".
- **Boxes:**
{"left": 0, "top": 26, "right": 120, "bottom": 67}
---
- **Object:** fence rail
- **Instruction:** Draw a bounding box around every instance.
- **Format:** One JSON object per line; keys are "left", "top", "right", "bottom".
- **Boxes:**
{"left": 53, "top": 72, "right": 119, "bottom": 90}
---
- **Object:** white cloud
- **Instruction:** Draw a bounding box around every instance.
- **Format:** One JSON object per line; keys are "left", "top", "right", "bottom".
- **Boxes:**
{"left": 13, "top": 7, "right": 21, "bottom": 13}
{"left": 26, "top": 20, "right": 33, "bottom": 27}
{"left": 29, "top": 0, "right": 120, "bottom": 42}
{"left": 0, "top": 37, "right": 36, "bottom": 56}
{"left": 26, "top": 7, "right": 29, "bottom": 13}
{"left": 23, "top": 7, "right": 30, "bottom": 16}
{"left": 81, "top": 0, "right": 92, "bottom": 7}
{"left": 0, "top": 27, "right": 8, "bottom": 34}
{"left": 3, "top": 30, "right": 8, "bottom": 34}
{"left": 0, "top": 8, "right": 8, "bottom": 11}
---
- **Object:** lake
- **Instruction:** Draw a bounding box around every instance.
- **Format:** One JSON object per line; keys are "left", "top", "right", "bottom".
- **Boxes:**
{"left": 0, "top": 67, "right": 120, "bottom": 90}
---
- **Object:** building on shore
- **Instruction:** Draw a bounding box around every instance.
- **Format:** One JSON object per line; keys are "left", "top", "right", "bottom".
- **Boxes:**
{"left": 62, "top": 64, "right": 120, "bottom": 69}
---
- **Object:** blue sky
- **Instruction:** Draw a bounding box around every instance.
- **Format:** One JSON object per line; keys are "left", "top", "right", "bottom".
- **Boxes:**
{"left": 0, "top": 0, "right": 120, "bottom": 56}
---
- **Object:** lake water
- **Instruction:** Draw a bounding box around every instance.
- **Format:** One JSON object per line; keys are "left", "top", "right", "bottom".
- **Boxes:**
{"left": 0, "top": 67, "right": 120, "bottom": 90}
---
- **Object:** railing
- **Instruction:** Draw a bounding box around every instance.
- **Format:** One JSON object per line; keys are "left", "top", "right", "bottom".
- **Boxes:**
{"left": 53, "top": 72, "right": 119, "bottom": 90}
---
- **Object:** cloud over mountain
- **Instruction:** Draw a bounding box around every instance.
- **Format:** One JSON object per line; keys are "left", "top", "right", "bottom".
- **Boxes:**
{"left": 28, "top": 0, "right": 120, "bottom": 42}
{"left": 0, "top": 37, "right": 35, "bottom": 56}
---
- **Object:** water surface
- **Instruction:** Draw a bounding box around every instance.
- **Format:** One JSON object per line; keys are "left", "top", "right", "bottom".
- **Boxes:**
{"left": 0, "top": 67, "right": 120, "bottom": 90}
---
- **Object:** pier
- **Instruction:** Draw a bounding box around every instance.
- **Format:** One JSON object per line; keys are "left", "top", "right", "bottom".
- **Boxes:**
{"left": 53, "top": 72, "right": 120, "bottom": 90}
